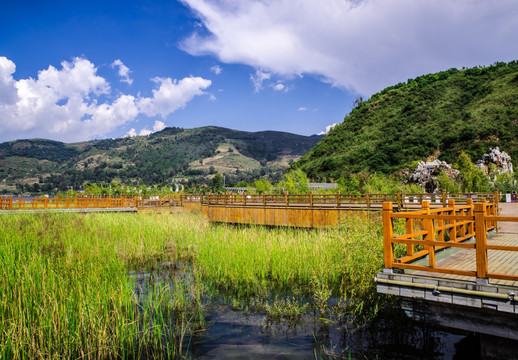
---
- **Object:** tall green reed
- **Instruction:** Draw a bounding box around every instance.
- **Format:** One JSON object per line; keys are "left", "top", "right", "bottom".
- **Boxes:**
{"left": 0, "top": 212, "right": 201, "bottom": 359}
{"left": 0, "top": 210, "right": 389, "bottom": 358}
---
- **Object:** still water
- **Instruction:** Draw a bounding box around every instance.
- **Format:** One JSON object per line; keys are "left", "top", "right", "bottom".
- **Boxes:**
{"left": 132, "top": 267, "right": 488, "bottom": 359}
{"left": 189, "top": 305, "right": 477, "bottom": 359}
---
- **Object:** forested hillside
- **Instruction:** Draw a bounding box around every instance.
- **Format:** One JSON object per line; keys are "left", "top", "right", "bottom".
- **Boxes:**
{"left": 294, "top": 61, "right": 518, "bottom": 180}
{"left": 0, "top": 127, "right": 321, "bottom": 193}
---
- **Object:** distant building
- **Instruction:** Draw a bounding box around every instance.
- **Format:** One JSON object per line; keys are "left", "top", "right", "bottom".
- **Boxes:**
{"left": 308, "top": 183, "right": 338, "bottom": 190}
{"left": 225, "top": 187, "right": 249, "bottom": 194}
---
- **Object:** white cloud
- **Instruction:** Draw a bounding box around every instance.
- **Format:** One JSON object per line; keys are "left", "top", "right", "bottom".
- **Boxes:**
{"left": 124, "top": 120, "right": 168, "bottom": 138}
{"left": 210, "top": 65, "right": 222, "bottom": 75}
{"left": 0, "top": 57, "right": 20, "bottom": 105}
{"left": 137, "top": 76, "right": 211, "bottom": 118}
{"left": 111, "top": 59, "right": 133, "bottom": 85}
{"left": 250, "top": 69, "right": 271, "bottom": 93}
{"left": 139, "top": 128, "right": 153, "bottom": 136}
{"left": 0, "top": 57, "right": 211, "bottom": 142}
{"left": 180, "top": 0, "right": 518, "bottom": 95}
{"left": 298, "top": 106, "right": 307, "bottom": 111}
{"left": 152, "top": 120, "right": 166, "bottom": 132}
{"left": 273, "top": 83, "right": 285, "bottom": 91}
{"left": 318, "top": 123, "right": 338, "bottom": 135}
{"left": 124, "top": 128, "right": 137, "bottom": 137}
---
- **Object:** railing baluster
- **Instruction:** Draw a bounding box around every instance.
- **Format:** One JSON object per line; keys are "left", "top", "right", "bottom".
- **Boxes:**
{"left": 474, "top": 203, "right": 488, "bottom": 283}
{"left": 382, "top": 202, "right": 394, "bottom": 271}
{"left": 422, "top": 201, "right": 435, "bottom": 268}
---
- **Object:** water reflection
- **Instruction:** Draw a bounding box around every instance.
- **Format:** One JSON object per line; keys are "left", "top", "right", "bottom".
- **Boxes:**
{"left": 129, "top": 265, "right": 507, "bottom": 359}
{"left": 189, "top": 305, "right": 476, "bottom": 359}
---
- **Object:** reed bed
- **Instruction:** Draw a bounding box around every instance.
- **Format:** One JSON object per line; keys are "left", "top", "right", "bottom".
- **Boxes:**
{"left": 0, "top": 211, "right": 388, "bottom": 358}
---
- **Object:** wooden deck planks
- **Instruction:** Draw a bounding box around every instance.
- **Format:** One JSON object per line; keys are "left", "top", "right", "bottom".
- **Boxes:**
{"left": 409, "top": 233, "right": 518, "bottom": 287}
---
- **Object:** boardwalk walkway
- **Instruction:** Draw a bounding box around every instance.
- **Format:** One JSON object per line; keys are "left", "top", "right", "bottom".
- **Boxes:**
{"left": 497, "top": 202, "right": 518, "bottom": 233}
{"left": 376, "top": 200, "right": 518, "bottom": 339}
{"left": 409, "top": 232, "right": 518, "bottom": 287}
{"left": 404, "top": 203, "right": 518, "bottom": 286}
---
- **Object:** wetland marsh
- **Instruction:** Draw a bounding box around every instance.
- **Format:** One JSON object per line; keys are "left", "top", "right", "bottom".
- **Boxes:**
{"left": 0, "top": 211, "right": 476, "bottom": 359}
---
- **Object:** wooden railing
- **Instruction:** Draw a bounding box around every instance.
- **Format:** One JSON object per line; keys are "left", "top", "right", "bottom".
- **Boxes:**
{"left": 0, "top": 196, "right": 141, "bottom": 210}
{"left": 0, "top": 194, "right": 205, "bottom": 210}
{"left": 204, "top": 191, "right": 498, "bottom": 210}
{"left": 0, "top": 191, "right": 499, "bottom": 212}
{"left": 383, "top": 198, "right": 518, "bottom": 282}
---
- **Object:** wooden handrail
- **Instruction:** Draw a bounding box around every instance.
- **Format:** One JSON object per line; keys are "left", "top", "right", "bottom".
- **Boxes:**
{"left": 383, "top": 198, "right": 518, "bottom": 283}
{"left": 200, "top": 192, "right": 497, "bottom": 210}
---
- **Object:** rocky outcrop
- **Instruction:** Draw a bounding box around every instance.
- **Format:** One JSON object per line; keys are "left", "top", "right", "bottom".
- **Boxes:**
{"left": 408, "top": 160, "right": 459, "bottom": 193}
{"left": 476, "top": 147, "right": 513, "bottom": 174}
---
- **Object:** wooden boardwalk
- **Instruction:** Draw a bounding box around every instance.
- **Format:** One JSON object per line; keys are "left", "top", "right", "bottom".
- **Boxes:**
{"left": 376, "top": 200, "right": 518, "bottom": 339}
{"left": 202, "top": 192, "right": 497, "bottom": 228}
{"left": 409, "top": 232, "right": 518, "bottom": 287}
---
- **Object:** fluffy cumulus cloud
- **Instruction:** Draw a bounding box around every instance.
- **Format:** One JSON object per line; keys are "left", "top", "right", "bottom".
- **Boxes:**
{"left": 180, "top": 0, "right": 518, "bottom": 95}
{"left": 318, "top": 123, "right": 338, "bottom": 135}
{"left": 0, "top": 56, "right": 211, "bottom": 142}
{"left": 0, "top": 57, "right": 20, "bottom": 105}
{"left": 125, "top": 120, "right": 168, "bottom": 138}
{"left": 111, "top": 59, "right": 133, "bottom": 85}
{"left": 137, "top": 76, "right": 211, "bottom": 118}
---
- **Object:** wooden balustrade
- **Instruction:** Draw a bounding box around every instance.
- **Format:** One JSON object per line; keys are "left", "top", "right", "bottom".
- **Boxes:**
{"left": 0, "top": 191, "right": 499, "bottom": 213}
{"left": 0, "top": 194, "right": 205, "bottom": 210}
{"left": 382, "top": 198, "right": 518, "bottom": 283}
{"left": 202, "top": 191, "right": 497, "bottom": 210}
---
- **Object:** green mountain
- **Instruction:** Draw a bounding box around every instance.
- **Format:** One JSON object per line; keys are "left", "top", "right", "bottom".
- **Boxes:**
{"left": 294, "top": 61, "right": 518, "bottom": 180}
{"left": 0, "top": 126, "right": 322, "bottom": 193}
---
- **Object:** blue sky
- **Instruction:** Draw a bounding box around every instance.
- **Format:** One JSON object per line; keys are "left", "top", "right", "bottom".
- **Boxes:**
{"left": 1, "top": 0, "right": 517, "bottom": 143}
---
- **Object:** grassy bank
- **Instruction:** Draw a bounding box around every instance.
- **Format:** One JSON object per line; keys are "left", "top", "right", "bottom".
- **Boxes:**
{"left": 0, "top": 211, "right": 388, "bottom": 358}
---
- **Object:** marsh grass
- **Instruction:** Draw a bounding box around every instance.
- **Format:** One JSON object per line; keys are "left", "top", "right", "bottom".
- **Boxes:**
{"left": 0, "top": 211, "right": 390, "bottom": 358}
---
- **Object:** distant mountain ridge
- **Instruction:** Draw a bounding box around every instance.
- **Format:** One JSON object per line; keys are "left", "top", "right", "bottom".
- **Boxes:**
{"left": 294, "top": 61, "right": 518, "bottom": 180}
{"left": 0, "top": 126, "right": 322, "bottom": 192}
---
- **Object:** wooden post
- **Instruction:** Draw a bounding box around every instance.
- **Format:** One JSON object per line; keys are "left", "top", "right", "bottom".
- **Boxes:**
{"left": 336, "top": 192, "right": 340, "bottom": 208}
{"left": 442, "top": 189, "right": 447, "bottom": 207}
{"left": 382, "top": 202, "right": 394, "bottom": 270}
{"left": 437, "top": 207, "right": 444, "bottom": 243}
{"left": 422, "top": 201, "right": 435, "bottom": 268}
{"left": 263, "top": 194, "right": 266, "bottom": 207}
{"left": 494, "top": 201, "right": 498, "bottom": 231}
{"left": 448, "top": 199, "right": 457, "bottom": 242}
{"left": 56, "top": 196, "right": 59, "bottom": 208}
{"left": 406, "top": 216, "right": 414, "bottom": 256}
{"left": 19, "top": 195, "right": 22, "bottom": 209}
{"left": 474, "top": 203, "right": 488, "bottom": 282}
{"left": 494, "top": 189, "right": 499, "bottom": 218}
{"left": 366, "top": 192, "right": 370, "bottom": 209}
{"left": 309, "top": 192, "right": 313, "bottom": 208}
{"left": 397, "top": 190, "right": 403, "bottom": 210}
{"left": 285, "top": 192, "right": 289, "bottom": 207}
{"left": 467, "top": 198, "right": 474, "bottom": 236}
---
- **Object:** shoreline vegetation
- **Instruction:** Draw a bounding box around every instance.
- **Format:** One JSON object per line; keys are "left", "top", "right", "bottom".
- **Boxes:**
{"left": 0, "top": 210, "right": 396, "bottom": 358}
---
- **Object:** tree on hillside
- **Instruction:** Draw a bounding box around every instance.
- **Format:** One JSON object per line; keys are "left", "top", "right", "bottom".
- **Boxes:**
{"left": 455, "top": 152, "right": 491, "bottom": 192}
{"left": 278, "top": 169, "right": 310, "bottom": 194}
{"left": 253, "top": 178, "right": 273, "bottom": 194}
{"left": 210, "top": 173, "right": 224, "bottom": 193}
